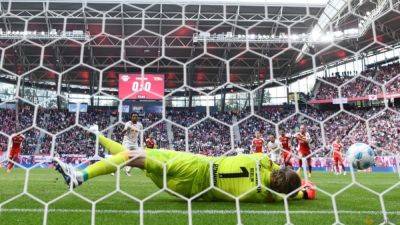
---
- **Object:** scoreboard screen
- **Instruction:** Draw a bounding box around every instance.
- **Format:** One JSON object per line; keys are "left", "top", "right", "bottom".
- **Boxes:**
{"left": 118, "top": 74, "right": 164, "bottom": 100}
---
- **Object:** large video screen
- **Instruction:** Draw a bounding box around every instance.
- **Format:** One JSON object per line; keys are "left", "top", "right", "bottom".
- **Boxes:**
{"left": 118, "top": 74, "right": 164, "bottom": 100}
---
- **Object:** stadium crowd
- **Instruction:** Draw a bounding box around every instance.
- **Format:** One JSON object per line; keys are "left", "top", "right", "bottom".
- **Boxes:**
{"left": 0, "top": 62, "right": 399, "bottom": 161}
{"left": 314, "top": 63, "right": 400, "bottom": 99}
{"left": 0, "top": 103, "right": 399, "bottom": 159}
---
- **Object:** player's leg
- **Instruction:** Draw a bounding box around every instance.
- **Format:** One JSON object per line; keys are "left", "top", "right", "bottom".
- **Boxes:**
{"left": 340, "top": 158, "right": 346, "bottom": 175}
{"left": 297, "top": 157, "right": 303, "bottom": 175}
{"left": 6, "top": 160, "right": 14, "bottom": 173}
{"left": 103, "top": 154, "right": 116, "bottom": 176}
{"left": 306, "top": 156, "right": 312, "bottom": 177}
{"left": 337, "top": 158, "right": 341, "bottom": 174}
{"left": 83, "top": 150, "right": 145, "bottom": 180}
{"left": 54, "top": 149, "right": 183, "bottom": 189}
{"left": 286, "top": 154, "right": 293, "bottom": 169}
{"left": 283, "top": 151, "right": 292, "bottom": 169}
{"left": 53, "top": 150, "right": 145, "bottom": 187}
{"left": 89, "top": 124, "right": 126, "bottom": 155}
{"left": 6, "top": 150, "right": 18, "bottom": 173}
{"left": 336, "top": 160, "right": 340, "bottom": 174}
{"left": 123, "top": 144, "right": 138, "bottom": 176}
{"left": 334, "top": 158, "right": 339, "bottom": 175}
{"left": 280, "top": 152, "right": 286, "bottom": 167}
{"left": 96, "top": 134, "right": 127, "bottom": 177}
{"left": 99, "top": 135, "right": 127, "bottom": 155}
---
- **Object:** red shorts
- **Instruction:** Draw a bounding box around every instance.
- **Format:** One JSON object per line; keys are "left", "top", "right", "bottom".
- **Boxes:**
{"left": 333, "top": 156, "right": 343, "bottom": 164}
{"left": 299, "top": 150, "right": 311, "bottom": 157}
{"left": 280, "top": 151, "right": 292, "bottom": 166}
{"left": 281, "top": 150, "right": 291, "bottom": 160}
{"left": 9, "top": 148, "right": 21, "bottom": 158}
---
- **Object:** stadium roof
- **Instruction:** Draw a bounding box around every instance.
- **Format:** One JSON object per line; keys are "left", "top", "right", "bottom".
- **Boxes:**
{"left": 15, "top": 0, "right": 329, "bottom": 7}
{"left": 0, "top": 0, "right": 398, "bottom": 93}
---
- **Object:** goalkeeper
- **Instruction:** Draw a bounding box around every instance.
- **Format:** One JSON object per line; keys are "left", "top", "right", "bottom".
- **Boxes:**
{"left": 53, "top": 133, "right": 316, "bottom": 202}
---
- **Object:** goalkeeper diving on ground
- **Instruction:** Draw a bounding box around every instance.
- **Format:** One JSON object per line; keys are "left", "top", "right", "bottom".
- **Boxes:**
{"left": 52, "top": 126, "right": 316, "bottom": 202}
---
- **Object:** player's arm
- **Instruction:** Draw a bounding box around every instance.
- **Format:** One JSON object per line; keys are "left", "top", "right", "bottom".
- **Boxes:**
{"left": 137, "top": 123, "right": 143, "bottom": 132}
{"left": 296, "top": 133, "right": 308, "bottom": 143}
{"left": 121, "top": 124, "right": 129, "bottom": 135}
{"left": 294, "top": 133, "right": 303, "bottom": 142}
{"left": 298, "top": 135, "right": 307, "bottom": 143}
{"left": 138, "top": 123, "right": 144, "bottom": 135}
{"left": 296, "top": 180, "right": 316, "bottom": 200}
{"left": 287, "top": 137, "right": 292, "bottom": 149}
{"left": 305, "top": 133, "right": 311, "bottom": 143}
{"left": 277, "top": 141, "right": 283, "bottom": 151}
{"left": 262, "top": 139, "right": 268, "bottom": 153}
{"left": 121, "top": 122, "right": 134, "bottom": 135}
{"left": 270, "top": 180, "right": 317, "bottom": 202}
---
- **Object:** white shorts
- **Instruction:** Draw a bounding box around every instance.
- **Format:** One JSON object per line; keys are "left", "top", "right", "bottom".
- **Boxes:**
{"left": 269, "top": 152, "right": 278, "bottom": 162}
{"left": 123, "top": 142, "right": 139, "bottom": 151}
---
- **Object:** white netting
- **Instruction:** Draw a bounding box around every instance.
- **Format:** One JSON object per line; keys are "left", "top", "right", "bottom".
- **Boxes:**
{"left": 0, "top": 0, "right": 399, "bottom": 225}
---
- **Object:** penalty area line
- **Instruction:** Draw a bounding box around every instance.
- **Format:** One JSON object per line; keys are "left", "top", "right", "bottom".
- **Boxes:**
{"left": 1, "top": 209, "right": 399, "bottom": 215}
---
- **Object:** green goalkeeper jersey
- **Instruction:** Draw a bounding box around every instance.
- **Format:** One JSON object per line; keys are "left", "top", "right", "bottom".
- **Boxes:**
{"left": 202, "top": 153, "right": 281, "bottom": 202}
{"left": 144, "top": 150, "right": 281, "bottom": 202}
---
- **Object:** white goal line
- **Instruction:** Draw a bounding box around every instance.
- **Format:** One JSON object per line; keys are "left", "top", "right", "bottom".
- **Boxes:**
{"left": 1, "top": 208, "right": 399, "bottom": 215}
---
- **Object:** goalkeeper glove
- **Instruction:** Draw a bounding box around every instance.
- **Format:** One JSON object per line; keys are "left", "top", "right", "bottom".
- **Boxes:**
{"left": 301, "top": 180, "right": 316, "bottom": 200}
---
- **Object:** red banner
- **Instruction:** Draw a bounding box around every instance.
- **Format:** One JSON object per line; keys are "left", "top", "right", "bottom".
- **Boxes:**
{"left": 119, "top": 74, "right": 164, "bottom": 100}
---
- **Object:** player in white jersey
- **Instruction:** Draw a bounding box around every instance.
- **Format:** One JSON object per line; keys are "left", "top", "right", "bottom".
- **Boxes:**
{"left": 267, "top": 134, "right": 281, "bottom": 163}
{"left": 121, "top": 112, "right": 143, "bottom": 176}
{"left": 235, "top": 143, "right": 245, "bottom": 155}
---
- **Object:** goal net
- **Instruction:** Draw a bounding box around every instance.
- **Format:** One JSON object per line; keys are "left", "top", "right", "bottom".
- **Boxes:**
{"left": 0, "top": 0, "right": 399, "bottom": 224}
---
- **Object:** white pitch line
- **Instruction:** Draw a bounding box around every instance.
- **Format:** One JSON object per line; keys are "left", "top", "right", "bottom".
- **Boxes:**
{"left": 1, "top": 208, "right": 399, "bottom": 215}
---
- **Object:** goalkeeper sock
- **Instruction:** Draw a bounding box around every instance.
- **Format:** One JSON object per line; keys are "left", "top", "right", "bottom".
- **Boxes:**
{"left": 80, "top": 151, "right": 130, "bottom": 182}
{"left": 99, "top": 135, "right": 126, "bottom": 155}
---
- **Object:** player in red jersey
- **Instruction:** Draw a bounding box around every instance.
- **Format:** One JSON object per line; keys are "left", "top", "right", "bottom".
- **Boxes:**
{"left": 295, "top": 125, "right": 312, "bottom": 177}
{"left": 145, "top": 133, "right": 157, "bottom": 149}
{"left": 7, "top": 134, "right": 25, "bottom": 173}
{"left": 279, "top": 130, "right": 292, "bottom": 168}
{"left": 332, "top": 137, "right": 346, "bottom": 175}
{"left": 251, "top": 131, "right": 265, "bottom": 153}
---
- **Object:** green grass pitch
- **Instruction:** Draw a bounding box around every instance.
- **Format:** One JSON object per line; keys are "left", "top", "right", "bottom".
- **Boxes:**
{"left": 0, "top": 169, "right": 399, "bottom": 225}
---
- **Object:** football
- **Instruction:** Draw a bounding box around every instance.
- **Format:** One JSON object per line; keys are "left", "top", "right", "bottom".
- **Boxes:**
{"left": 346, "top": 143, "right": 375, "bottom": 170}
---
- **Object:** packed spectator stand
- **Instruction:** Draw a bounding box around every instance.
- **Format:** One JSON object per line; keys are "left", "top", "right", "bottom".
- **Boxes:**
{"left": 314, "top": 63, "right": 400, "bottom": 100}
{"left": 0, "top": 63, "right": 399, "bottom": 162}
